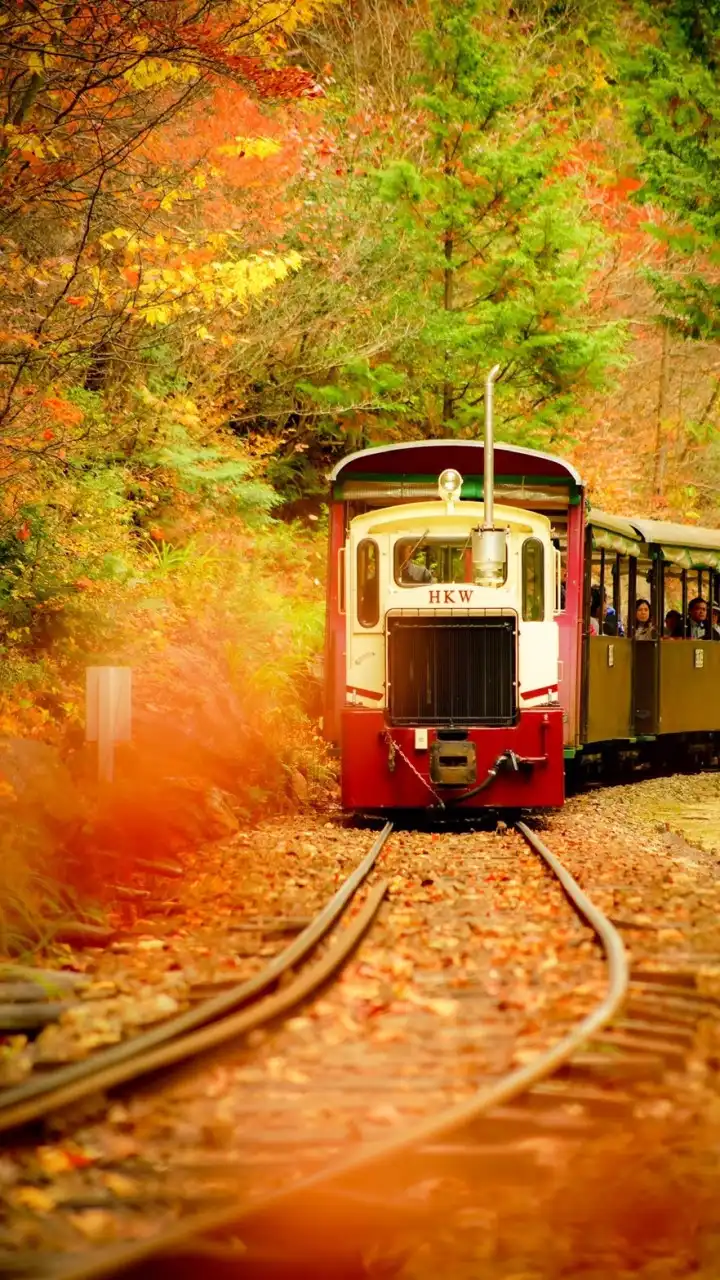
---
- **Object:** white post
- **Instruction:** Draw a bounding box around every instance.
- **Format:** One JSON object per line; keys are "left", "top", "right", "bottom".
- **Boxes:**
{"left": 483, "top": 363, "right": 501, "bottom": 530}
{"left": 85, "top": 667, "right": 132, "bottom": 783}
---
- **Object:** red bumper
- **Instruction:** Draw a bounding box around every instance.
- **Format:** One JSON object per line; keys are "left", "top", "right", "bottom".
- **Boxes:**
{"left": 341, "top": 709, "right": 565, "bottom": 811}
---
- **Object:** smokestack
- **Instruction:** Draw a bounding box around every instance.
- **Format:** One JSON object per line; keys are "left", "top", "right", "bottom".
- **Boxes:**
{"left": 483, "top": 363, "right": 501, "bottom": 530}
{"left": 472, "top": 364, "right": 506, "bottom": 586}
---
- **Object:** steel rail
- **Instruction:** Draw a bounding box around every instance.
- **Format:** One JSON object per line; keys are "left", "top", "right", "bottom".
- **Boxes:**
{"left": 0, "top": 824, "right": 393, "bottom": 1134}
{"left": 41, "top": 822, "right": 629, "bottom": 1280}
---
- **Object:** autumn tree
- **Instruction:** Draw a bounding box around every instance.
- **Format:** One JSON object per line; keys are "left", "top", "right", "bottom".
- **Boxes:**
{"left": 0, "top": 0, "right": 342, "bottom": 646}
{"left": 0, "top": 0, "right": 329, "bottom": 491}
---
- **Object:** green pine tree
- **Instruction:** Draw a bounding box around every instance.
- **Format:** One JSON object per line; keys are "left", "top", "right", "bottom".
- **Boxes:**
{"left": 376, "top": 0, "right": 621, "bottom": 442}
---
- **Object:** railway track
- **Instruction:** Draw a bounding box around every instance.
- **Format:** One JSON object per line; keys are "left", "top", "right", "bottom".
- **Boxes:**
{"left": 0, "top": 824, "right": 393, "bottom": 1136}
{"left": 2, "top": 817, "right": 716, "bottom": 1279}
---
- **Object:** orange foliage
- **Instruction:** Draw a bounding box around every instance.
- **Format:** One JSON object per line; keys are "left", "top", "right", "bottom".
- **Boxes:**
{"left": 42, "top": 398, "right": 84, "bottom": 427}
{"left": 139, "top": 81, "right": 307, "bottom": 243}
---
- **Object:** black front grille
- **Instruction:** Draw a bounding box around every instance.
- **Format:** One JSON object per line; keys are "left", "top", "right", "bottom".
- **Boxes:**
{"left": 388, "top": 614, "right": 517, "bottom": 726}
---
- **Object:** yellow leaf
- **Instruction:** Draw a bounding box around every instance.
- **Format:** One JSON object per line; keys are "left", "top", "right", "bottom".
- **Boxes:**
{"left": 142, "top": 305, "right": 170, "bottom": 327}
{"left": 160, "top": 189, "right": 181, "bottom": 212}
{"left": 16, "top": 134, "right": 45, "bottom": 158}
{"left": 11, "top": 1186, "right": 57, "bottom": 1213}
{"left": 37, "top": 1146, "right": 73, "bottom": 1175}
{"left": 252, "top": 0, "right": 342, "bottom": 47}
{"left": 103, "top": 1172, "right": 139, "bottom": 1199}
{"left": 216, "top": 136, "right": 282, "bottom": 160}
{"left": 123, "top": 57, "right": 199, "bottom": 90}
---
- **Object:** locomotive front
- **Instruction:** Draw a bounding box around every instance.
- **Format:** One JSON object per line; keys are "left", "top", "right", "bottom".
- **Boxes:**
{"left": 340, "top": 473, "right": 565, "bottom": 812}
{"left": 327, "top": 376, "right": 565, "bottom": 811}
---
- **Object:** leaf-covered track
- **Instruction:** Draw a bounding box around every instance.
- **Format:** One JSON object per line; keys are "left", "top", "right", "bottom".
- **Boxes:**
{"left": 0, "top": 824, "right": 392, "bottom": 1135}
{"left": 27, "top": 822, "right": 642, "bottom": 1280}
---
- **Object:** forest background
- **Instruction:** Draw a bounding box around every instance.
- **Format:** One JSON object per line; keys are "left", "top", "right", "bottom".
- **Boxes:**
{"left": 2, "top": 0, "right": 720, "bottom": 934}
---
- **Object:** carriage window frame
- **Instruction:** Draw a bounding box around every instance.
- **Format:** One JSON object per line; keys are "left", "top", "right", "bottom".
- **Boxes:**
{"left": 552, "top": 536, "right": 566, "bottom": 614}
{"left": 357, "top": 538, "right": 380, "bottom": 628}
{"left": 521, "top": 537, "right": 545, "bottom": 622}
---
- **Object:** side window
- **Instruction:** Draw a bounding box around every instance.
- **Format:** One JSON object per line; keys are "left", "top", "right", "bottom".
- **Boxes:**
{"left": 522, "top": 538, "right": 545, "bottom": 621}
{"left": 357, "top": 539, "right": 379, "bottom": 627}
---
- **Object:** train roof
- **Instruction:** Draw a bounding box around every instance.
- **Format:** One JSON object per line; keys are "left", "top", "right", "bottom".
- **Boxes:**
{"left": 329, "top": 440, "right": 583, "bottom": 486}
{"left": 587, "top": 509, "right": 641, "bottom": 541}
{"left": 589, "top": 510, "right": 720, "bottom": 570}
{"left": 628, "top": 517, "right": 720, "bottom": 553}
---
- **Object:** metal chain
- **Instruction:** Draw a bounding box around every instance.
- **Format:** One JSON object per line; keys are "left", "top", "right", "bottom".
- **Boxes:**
{"left": 383, "top": 729, "right": 445, "bottom": 808}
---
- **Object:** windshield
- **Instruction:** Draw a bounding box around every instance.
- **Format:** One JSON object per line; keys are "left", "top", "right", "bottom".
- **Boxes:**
{"left": 394, "top": 537, "right": 474, "bottom": 586}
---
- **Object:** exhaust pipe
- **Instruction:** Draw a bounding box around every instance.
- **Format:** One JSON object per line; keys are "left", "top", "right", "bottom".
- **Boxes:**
{"left": 472, "top": 364, "right": 506, "bottom": 585}
{"left": 483, "top": 364, "right": 501, "bottom": 530}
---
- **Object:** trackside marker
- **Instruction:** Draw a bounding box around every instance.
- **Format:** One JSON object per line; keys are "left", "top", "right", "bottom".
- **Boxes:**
{"left": 85, "top": 666, "right": 132, "bottom": 783}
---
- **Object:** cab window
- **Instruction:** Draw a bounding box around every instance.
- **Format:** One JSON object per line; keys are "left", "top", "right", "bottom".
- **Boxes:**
{"left": 394, "top": 537, "right": 475, "bottom": 586}
{"left": 522, "top": 538, "right": 545, "bottom": 621}
{"left": 357, "top": 539, "right": 379, "bottom": 627}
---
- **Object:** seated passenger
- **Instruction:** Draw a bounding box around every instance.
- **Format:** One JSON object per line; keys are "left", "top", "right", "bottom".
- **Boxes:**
{"left": 664, "top": 609, "right": 684, "bottom": 639}
{"left": 687, "top": 597, "right": 709, "bottom": 639}
{"left": 589, "top": 585, "right": 622, "bottom": 635}
{"left": 634, "top": 598, "right": 653, "bottom": 639}
{"left": 606, "top": 601, "right": 623, "bottom": 636}
{"left": 712, "top": 604, "right": 720, "bottom": 640}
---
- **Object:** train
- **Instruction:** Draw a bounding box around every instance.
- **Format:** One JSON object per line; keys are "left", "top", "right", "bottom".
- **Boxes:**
{"left": 323, "top": 369, "right": 720, "bottom": 813}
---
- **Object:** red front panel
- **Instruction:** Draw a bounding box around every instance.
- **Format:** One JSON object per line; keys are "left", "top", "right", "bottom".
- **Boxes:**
{"left": 323, "top": 502, "right": 347, "bottom": 744}
{"left": 341, "top": 709, "right": 565, "bottom": 811}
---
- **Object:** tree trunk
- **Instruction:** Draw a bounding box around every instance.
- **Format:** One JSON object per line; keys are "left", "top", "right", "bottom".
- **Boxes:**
{"left": 442, "top": 226, "right": 454, "bottom": 423}
{"left": 652, "top": 324, "right": 670, "bottom": 498}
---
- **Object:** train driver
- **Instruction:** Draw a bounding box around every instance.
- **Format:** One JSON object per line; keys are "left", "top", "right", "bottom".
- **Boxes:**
{"left": 398, "top": 540, "right": 435, "bottom": 584}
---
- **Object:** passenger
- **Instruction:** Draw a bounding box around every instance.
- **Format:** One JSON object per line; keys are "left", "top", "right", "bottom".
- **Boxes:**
{"left": 664, "top": 609, "right": 684, "bottom": 639}
{"left": 589, "top": 585, "right": 621, "bottom": 636}
{"left": 687, "top": 597, "right": 709, "bottom": 640}
{"left": 712, "top": 604, "right": 720, "bottom": 640}
{"left": 606, "top": 600, "right": 624, "bottom": 636}
{"left": 589, "top": 585, "right": 604, "bottom": 635}
{"left": 634, "top": 598, "right": 653, "bottom": 639}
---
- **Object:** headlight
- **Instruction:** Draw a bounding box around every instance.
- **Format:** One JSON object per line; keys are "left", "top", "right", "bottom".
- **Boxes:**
{"left": 438, "top": 468, "right": 463, "bottom": 504}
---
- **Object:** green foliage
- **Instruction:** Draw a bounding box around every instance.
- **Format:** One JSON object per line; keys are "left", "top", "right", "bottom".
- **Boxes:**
{"left": 371, "top": 0, "right": 623, "bottom": 440}
{"left": 662, "top": 0, "right": 720, "bottom": 65}
{"left": 155, "top": 433, "right": 279, "bottom": 518}
{"left": 625, "top": 2, "right": 720, "bottom": 336}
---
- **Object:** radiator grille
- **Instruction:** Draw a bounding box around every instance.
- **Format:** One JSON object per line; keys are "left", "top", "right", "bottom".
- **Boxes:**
{"left": 388, "top": 614, "right": 517, "bottom": 726}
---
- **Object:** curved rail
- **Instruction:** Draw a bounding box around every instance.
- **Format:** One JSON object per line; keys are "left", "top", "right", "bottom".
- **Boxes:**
{"left": 0, "top": 823, "right": 393, "bottom": 1134}
{"left": 45, "top": 822, "right": 629, "bottom": 1280}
